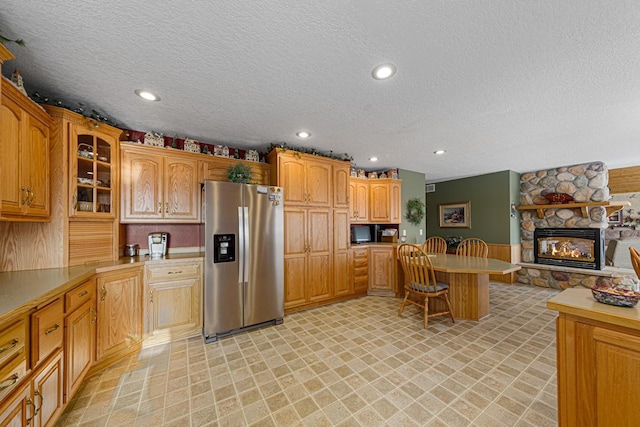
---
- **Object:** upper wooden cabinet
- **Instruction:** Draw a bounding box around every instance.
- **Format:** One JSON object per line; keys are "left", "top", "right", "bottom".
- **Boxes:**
{"left": 333, "top": 164, "right": 350, "bottom": 209}
{"left": 0, "top": 78, "right": 52, "bottom": 221}
{"left": 349, "top": 178, "right": 369, "bottom": 223}
{"left": 199, "top": 156, "right": 270, "bottom": 185}
{"left": 370, "top": 179, "right": 402, "bottom": 223}
{"left": 268, "top": 149, "right": 334, "bottom": 207}
{"left": 121, "top": 144, "right": 200, "bottom": 223}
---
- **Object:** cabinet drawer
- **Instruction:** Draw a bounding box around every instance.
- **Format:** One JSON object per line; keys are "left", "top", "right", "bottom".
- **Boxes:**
{"left": 146, "top": 262, "right": 202, "bottom": 282}
{"left": 0, "top": 319, "right": 26, "bottom": 368}
{"left": 32, "top": 299, "right": 64, "bottom": 366}
{"left": 353, "top": 258, "right": 368, "bottom": 268}
{"left": 0, "top": 351, "right": 27, "bottom": 401}
{"left": 354, "top": 277, "right": 369, "bottom": 287}
{"left": 65, "top": 278, "right": 96, "bottom": 313}
{"left": 354, "top": 266, "right": 369, "bottom": 278}
{"left": 352, "top": 248, "right": 368, "bottom": 259}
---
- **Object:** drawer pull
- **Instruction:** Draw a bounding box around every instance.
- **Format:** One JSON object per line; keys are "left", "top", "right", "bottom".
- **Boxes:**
{"left": 167, "top": 271, "right": 183, "bottom": 275}
{"left": 78, "top": 290, "right": 89, "bottom": 297}
{"left": 34, "top": 390, "right": 43, "bottom": 417}
{"left": 0, "top": 373, "right": 19, "bottom": 391}
{"left": 100, "top": 285, "right": 107, "bottom": 301}
{"left": 0, "top": 338, "right": 18, "bottom": 354}
{"left": 44, "top": 324, "right": 60, "bottom": 335}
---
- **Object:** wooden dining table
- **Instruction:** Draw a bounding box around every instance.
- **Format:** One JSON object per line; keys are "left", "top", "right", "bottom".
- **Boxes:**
{"left": 423, "top": 253, "right": 521, "bottom": 320}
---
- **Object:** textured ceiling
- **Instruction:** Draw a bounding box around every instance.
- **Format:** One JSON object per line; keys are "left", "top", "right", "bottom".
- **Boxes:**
{"left": 2, "top": 1, "right": 640, "bottom": 183}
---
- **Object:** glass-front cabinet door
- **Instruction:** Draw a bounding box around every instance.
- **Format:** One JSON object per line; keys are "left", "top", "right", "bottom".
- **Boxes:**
{"left": 70, "top": 129, "right": 116, "bottom": 217}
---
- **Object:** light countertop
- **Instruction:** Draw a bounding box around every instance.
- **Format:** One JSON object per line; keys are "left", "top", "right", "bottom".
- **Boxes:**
{"left": 0, "top": 252, "right": 203, "bottom": 324}
{"left": 547, "top": 287, "right": 640, "bottom": 331}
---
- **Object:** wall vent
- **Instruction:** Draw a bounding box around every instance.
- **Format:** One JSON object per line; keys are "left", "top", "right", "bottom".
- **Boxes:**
{"left": 425, "top": 184, "right": 436, "bottom": 193}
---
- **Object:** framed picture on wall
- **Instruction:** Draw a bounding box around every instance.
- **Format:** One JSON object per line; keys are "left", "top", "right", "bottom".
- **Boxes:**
{"left": 439, "top": 201, "right": 471, "bottom": 228}
{"left": 608, "top": 210, "right": 623, "bottom": 225}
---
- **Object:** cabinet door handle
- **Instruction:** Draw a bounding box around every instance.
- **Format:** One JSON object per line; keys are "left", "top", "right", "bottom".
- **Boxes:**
{"left": 21, "top": 187, "right": 28, "bottom": 205}
{"left": 44, "top": 324, "right": 60, "bottom": 335}
{"left": 150, "top": 290, "right": 153, "bottom": 303}
{"left": 26, "top": 397, "right": 35, "bottom": 425}
{"left": 165, "top": 202, "right": 169, "bottom": 214}
{"left": 90, "top": 307, "right": 96, "bottom": 324}
{"left": 72, "top": 194, "right": 78, "bottom": 210}
{"left": 158, "top": 202, "right": 162, "bottom": 214}
{"left": 0, "top": 373, "right": 19, "bottom": 391}
{"left": 29, "top": 190, "right": 35, "bottom": 205}
{"left": 100, "top": 285, "right": 107, "bottom": 301}
{"left": 34, "top": 390, "right": 43, "bottom": 417}
{"left": 0, "top": 338, "right": 18, "bottom": 354}
{"left": 167, "top": 270, "right": 183, "bottom": 275}
{"left": 79, "top": 290, "right": 89, "bottom": 298}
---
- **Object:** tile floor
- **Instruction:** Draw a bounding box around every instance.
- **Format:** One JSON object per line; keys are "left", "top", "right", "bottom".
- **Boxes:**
{"left": 57, "top": 283, "right": 560, "bottom": 427}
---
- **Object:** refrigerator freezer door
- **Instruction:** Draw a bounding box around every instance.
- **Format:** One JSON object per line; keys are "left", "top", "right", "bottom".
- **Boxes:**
{"left": 204, "top": 181, "right": 244, "bottom": 339}
{"left": 243, "top": 185, "right": 285, "bottom": 327}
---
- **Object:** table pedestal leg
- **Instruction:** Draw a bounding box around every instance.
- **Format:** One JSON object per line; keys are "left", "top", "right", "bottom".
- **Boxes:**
{"left": 433, "top": 272, "right": 490, "bottom": 320}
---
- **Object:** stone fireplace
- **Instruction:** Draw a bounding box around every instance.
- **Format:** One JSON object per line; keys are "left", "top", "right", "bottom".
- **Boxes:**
{"left": 516, "top": 161, "right": 637, "bottom": 289}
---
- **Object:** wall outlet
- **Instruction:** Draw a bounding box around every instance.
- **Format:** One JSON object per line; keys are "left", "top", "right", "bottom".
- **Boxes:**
{"left": 419, "top": 229, "right": 423, "bottom": 235}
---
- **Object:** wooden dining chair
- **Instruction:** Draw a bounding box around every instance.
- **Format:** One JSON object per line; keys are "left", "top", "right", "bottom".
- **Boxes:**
{"left": 397, "top": 244, "right": 455, "bottom": 328}
{"left": 630, "top": 247, "right": 640, "bottom": 279}
{"left": 422, "top": 236, "right": 447, "bottom": 254}
{"left": 456, "top": 238, "right": 489, "bottom": 258}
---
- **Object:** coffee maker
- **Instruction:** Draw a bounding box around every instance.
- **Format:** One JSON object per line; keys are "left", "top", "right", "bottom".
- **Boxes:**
{"left": 148, "top": 232, "right": 168, "bottom": 258}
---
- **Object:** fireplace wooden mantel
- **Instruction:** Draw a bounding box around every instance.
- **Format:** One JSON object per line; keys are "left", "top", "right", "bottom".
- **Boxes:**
{"left": 516, "top": 201, "right": 629, "bottom": 219}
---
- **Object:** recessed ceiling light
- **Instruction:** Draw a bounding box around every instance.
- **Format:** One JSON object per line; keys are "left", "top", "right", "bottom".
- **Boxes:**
{"left": 372, "top": 63, "right": 397, "bottom": 80}
{"left": 296, "top": 131, "right": 311, "bottom": 138}
{"left": 434, "top": 150, "right": 446, "bottom": 155}
{"left": 369, "top": 157, "right": 378, "bottom": 162}
{"left": 135, "top": 89, "right": 160, "bottom": 101}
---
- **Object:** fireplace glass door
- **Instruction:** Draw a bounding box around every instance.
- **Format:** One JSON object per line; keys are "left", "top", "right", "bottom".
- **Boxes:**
{"left": 537, "top": 237, "right": 595, "bottom": 263}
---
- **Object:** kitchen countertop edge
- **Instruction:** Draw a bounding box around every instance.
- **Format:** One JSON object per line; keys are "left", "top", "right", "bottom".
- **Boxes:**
{"left": 0, "top": 252, "right": 204, "bottom": 324}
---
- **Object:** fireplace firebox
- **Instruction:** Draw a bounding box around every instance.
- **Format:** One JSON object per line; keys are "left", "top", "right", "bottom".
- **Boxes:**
{"left": 534, "top": 228, "right": 604, "bottom": 270}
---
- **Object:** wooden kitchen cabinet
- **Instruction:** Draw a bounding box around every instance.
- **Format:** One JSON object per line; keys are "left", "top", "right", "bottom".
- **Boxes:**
{"left": 199, "top": 157, "right": 270, "bottom": 185}
{"left": 349, "top": 178, "right": 369, "bottom": 223}
{"left": 333, "top": 164, "right": 350, "bottom": 209}
{"left": 351, "top": 247, "right": 369, "bottom": 293}
{"left": 369, "top": 246, "right": 396, "bottom": 296}
{"left": 333, "top": 210, "right": 351, "bottom": 297}
{"left": 121, "top": 144, "right": 200, "bottom": 223}
{"left": 548, "top": 288, "right": 640, "bottom": 427}
{"left": 268, "top": 149, "right": 332, "bottom": 207}
{"left": 370, "top": 179, "right": 402, "bottom": 223}
{"left": 0, "top": 78, "right": 52, "bottom": 221}
{"left": 283, "top": 208, "right": 332, "bottom": 310}
{"left": 95, "top": 266, "right": 143, "bottom": 364}
{"left": 63, "top": 278, "right": 96, "bottom": 401}
{"left": 31, "top": 299, "right": 63, "bottom": 369}
{"left": 0, "top": 350, "right": 64, "bottom": 427}
{"left": 144, "top": 259, "right": 203, "bottom": 347}
{"left": 0, "top": 316, "right": 28, "bottom": 403}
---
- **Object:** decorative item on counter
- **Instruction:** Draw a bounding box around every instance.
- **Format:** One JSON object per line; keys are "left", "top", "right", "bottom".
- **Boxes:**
{"left": 144, "top": 131, "right": 165, "bottom": 147}
{"left": 202, "top": 144, "right": 209, "bottom": 154}
{"left": 368, "top": 171, "right": 378, "bottom": 179}
{"left": 406, "top": 198, "right": 426, "bottom": 226}
{"left": 544, "top": 192, "right": 574, "bottom": 204}
{"left": 388, "top": 169, "right": 399, "bottom": 179}
{"left": 267, "top": 142, "right": 353, "bottom": 161}
{"left": 10, "top": 69, "right": 28, "bottom": 96}
{"left": 591, "top": 285, "right": 640, "bottom": 307}
{"left": 125, "top": 244, "right": 139, "bottom": 257}
{"left": 227, "top": 163, "right": 253, "bottom": 184}
{"left": 245, "top": 149, "right": 259, "bottom": 162}
{"left": 183, "top": 138, "right": 200, "bottom": 153}
{"left": 357, "top": 168, "right": 366, "bottom": 179}
{"left": 350, "top": 168, "right": 358, "bottom": 178}
{"left": 379, "top": 172, "right": 387, "bottom": 179}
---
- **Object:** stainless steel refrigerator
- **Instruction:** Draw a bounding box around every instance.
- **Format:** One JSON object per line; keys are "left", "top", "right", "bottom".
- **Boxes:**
{"left": 203, "top": 181, "right": 284, "bottom": 343}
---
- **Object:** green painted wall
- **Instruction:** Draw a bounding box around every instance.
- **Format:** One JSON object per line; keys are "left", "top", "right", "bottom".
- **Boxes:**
{"left": 399, "top": 169, "right": 426, "bottom": 244}
{"left": 425, "top": 170, "right": 520, "bottom": 244}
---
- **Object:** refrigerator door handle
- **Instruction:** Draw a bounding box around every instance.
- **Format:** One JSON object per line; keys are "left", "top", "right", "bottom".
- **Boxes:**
{"left": 242, "top": 206, "right": 250, "bottom": 283}
{"left": 238, "top": 206, "right": 244, "bottom": 284}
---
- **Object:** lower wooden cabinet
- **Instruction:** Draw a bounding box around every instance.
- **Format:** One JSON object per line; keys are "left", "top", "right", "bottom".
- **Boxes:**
{"left": 0, "top": 350, "right": 64, "bottom": 427}
{"left": 95, "top": 266, "right": 143, "bottom": 363}
{"left": 351, "top": 247, "right": 369, "bottom": 293}
{"left": 555, "top": 313, "right": 640, "bottom": 426}
{"left": 368, "top": 246, "right": 396, "bottom": 296}
{"left": 144, "top": 259, "right": 203, "bottom": 347}
{"left": 63, "top": 278, "right": 96, "bottom": 401}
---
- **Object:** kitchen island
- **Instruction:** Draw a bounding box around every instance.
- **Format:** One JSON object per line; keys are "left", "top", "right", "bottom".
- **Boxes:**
{"left": 547, "top": 287, "right": 640, "bottom": 427}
